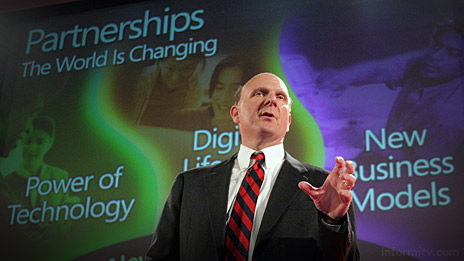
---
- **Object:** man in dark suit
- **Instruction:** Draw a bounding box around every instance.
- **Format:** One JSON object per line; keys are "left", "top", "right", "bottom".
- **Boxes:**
{"left": 146, "top": 72, "right": 359, "bottom": 260}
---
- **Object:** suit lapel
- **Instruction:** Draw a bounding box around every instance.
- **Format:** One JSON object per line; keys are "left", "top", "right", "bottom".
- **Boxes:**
{"left": 203, "top": 155, "right": 236, "bottom": 257}
{"left": 256, "top": 153, "right": 309, "bottom": 244}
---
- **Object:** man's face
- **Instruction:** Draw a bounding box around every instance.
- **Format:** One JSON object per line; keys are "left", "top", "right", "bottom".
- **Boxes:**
{"left": 3, "top": 95, "right": 42, "bottom": 157}
{"left": 231, "top": 73, "right": 291, "bottom": 146}
{"left": 22, "top": 129, "right": 52, "bottom": 165}
{"left": 211, "top": 66, "right": 243, "bottom": 120}
{"left": 420, "top": 31, "right": 464, "bottom": 81}
{"left": 159, "top": 57, "right": 199, "bottom": 89}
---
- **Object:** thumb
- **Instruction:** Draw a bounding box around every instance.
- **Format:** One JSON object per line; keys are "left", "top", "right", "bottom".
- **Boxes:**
{"left": 298, "top": 181, "right": 320, "bottom": 200}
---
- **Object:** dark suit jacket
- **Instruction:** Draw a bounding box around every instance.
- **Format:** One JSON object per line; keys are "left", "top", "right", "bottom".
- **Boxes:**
{"left": 146, "top": 153, "right": 359, "bottom": 260}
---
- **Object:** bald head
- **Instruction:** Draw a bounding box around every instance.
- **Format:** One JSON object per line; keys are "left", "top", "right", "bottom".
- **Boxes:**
{"left": 230, "top": 72, "right": 293, "bottom": 150}
{"left": 234, "top": 73, "right": 292, "bottom": 109}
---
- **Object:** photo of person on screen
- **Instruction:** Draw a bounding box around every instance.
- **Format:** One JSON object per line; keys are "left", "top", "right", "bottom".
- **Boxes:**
{"left": 0, "top": 115, "right": 78, "bottom": 258}
{"left": 134, "top": 54, "right": 206, "bottom": 127}
{"left": 17, "top": 116, "right": 72, "bottom": 199}
{"left": 167, "top": 55, "right": 258, "bottom": 131}
{"left": 315, "top": 21, "right": 464, "bottom": 159}
{"left": 0, "top": 89, "right": 42, "bottom": 178}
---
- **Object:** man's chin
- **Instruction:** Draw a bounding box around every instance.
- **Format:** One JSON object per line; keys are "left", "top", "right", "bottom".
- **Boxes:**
{"left": 257, "top": 123, "right": 282, "bottom": 134}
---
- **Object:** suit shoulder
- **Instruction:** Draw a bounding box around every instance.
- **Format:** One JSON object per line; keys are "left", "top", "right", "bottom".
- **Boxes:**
{"left": 285, "top": 153, "right": 329, "bottom": 184}
{"left": 179, "top": 164, "right": 214, "bottom": 178}
{"left": 301, "top": 162, "right": 329, "bottom": 183}
{"left": 301, "top": 162, "right": 329, "bottom": 176}
{"left": 178, "top": 155, "right": 235, "bottom": 179}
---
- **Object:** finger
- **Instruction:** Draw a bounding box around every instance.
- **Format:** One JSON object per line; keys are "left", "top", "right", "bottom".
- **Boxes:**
{"left": 331, "top": 156, "right": 345, "bottom": 177}
{"left": 340, "top": 160, "right": 356, "bottom": 189}
{"left": 344, "top": 160, "right": 355, "bottom": 175}
{"left": 338, "top": 189, "right": 352, "bottom": 204}
{"left": 298, "top": 181, "right": 320, "bottom": 199}
{"left": 340, "top": 175, "right": 356, "bottom": 190}
{"left": 341, "top": 173, "right": 356, "bottom": 185}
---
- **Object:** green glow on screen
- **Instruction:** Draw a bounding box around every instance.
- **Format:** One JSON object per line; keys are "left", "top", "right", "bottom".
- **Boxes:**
{"left": 265, "top": 14, "right": 325, "bottom": 167}
{"left": 64, "top": 69, "right": 174, "bottom": 258}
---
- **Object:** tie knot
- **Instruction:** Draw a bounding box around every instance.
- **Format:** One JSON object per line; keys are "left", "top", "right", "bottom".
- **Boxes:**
{"left": 251, "top": 152, "right": 265, "bottom": 165}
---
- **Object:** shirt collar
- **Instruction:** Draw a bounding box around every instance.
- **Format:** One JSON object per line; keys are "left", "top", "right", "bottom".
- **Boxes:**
{"left": 237, "top": 144, "right": 285, "bottom": 171}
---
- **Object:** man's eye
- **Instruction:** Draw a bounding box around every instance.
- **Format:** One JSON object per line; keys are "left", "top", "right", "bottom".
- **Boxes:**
{"left": 277, "top": 95, "right": 284, "bottom": 100}
{"left": 256, "top": 92, "right": 263, "bottom": 96}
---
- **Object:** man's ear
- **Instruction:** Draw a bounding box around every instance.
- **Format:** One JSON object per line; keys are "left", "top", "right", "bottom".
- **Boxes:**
{"left": 286, "top": 113, "right": 292, "bottom": 132}
{"left": 230, "top": 105, "right": 240, "bottom": 124}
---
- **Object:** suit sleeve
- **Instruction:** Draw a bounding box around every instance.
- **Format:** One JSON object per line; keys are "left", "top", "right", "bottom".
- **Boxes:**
{"left": 318, "top": 204, "right": 360, "bottom": 261}
{"left": 146, "top": 174, "right": 184, "bottom": 261}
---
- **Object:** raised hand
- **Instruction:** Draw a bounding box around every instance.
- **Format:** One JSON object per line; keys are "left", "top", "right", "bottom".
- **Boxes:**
{"left": 298, "top": 156, "right": 356, "bottom": 220}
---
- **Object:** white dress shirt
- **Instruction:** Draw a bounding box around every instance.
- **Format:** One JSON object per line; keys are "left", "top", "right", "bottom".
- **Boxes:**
{"left": 226, "top": 144, "right": 285, "bottom": 261}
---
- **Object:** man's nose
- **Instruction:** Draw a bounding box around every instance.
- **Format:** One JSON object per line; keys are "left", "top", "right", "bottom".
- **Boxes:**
{"left": 264, "top": 94, "right": 278, "bottom": 106}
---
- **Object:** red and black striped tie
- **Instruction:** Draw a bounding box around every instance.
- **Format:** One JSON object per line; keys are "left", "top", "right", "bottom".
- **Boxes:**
{"left": 225, "top": 152, "right": 265, "bottom": 261}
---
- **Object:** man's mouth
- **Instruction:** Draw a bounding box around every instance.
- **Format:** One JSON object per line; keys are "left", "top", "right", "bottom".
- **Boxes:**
{"left": 260, "top": 112, "right": 275, "bottom": 118}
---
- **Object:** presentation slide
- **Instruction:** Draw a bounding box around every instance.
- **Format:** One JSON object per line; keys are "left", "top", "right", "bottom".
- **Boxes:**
{"left": 1, "top": 0, "right": 462, "bottom": 259}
